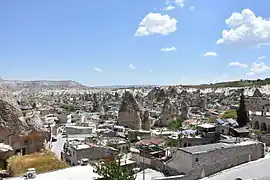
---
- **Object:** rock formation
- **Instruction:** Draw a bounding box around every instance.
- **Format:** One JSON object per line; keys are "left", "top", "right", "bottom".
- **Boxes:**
{"left": 118, "top": 91, "right": 141, "bottom": 130}
{"left": 160, "top": 98, "right": 178, "bottom": 126}
{"left": 180, "top": 100, "right": 188, "bottom": 120}
{"left": 0, "top": 84, "right": 46, "bottom": 136}
{"left": 141, "top": 110, "right": 150, "bottom": 130}
{"left": 155, "top": 88, "right": 166, "bottom": 102}
{"left": 253, "top": 88, "right": 263, "bottom": 98}
{"left": 167, "top": 86, "right": 178, "bottom": 98}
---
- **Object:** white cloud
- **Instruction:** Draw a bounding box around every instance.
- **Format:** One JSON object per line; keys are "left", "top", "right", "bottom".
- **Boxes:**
{"left": 175, "top": 0, "right": 184, "bottom": 7}
{"left": 135, "top": 13, "right": 177, "bottom": 37}
{"left": 228, "top": 61, "right": 248, "bottom": 68}
{"left": 129, "top": 64, "right": 136, "bottom": 70}
{"left": 160, "top": 46, "right": 176, "bottom": 52}
{"left": 246, "top": 62, "right": 270, "bottom": 76}
{"left": 203, "top": 52, "right": 218, "bottom": 57}
{"left": 162, "top": 5, "right": 175, "bottom": 11}
{"left": 258, "top": 56, "right": 266, "bottom": 60}
{"left": 217, "top": 9, "right": 270, "bottom": 46}
{"left": 189, "top": 6, "right": 195, "bottom": 11}
{"left": 94, "top": 68, "right": 103, "bottom": 72}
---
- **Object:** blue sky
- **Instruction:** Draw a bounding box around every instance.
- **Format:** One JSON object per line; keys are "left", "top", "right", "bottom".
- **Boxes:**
{"left": 1, "top": 0, "right": 270, "bottom": 86}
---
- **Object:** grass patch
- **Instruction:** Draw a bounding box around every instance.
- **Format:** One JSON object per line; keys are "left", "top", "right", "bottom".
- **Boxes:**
{"left": 220, "top": 110, "right": 237, "bottom": 119}
{"left": 7, "top": 150, "right": 69, "bottom": 176}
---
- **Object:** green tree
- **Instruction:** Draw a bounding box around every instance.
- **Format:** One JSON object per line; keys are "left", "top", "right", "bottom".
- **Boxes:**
{"left": 167, "top": 118, "right": 183, "bottom": 131}
{"left": 94, "top": 158, "right": 135, "bottom": 180}
{"left": 237, "top": 92, "right": 249, "bottom": 127}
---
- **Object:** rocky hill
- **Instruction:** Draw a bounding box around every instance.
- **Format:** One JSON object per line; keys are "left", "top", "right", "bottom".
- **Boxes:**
{"left": 182, "top": 78, "right": 270, "bottom": 89}
{"left": 3, "top": 80, "right": 87, "bottom": 90}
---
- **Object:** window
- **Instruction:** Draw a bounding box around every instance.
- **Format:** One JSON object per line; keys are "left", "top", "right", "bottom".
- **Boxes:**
{"left": 24, "top": 140, "right": 29, "bottom": 145}
{"left": 195, "top": 158, "right": 199, "bottom": 162}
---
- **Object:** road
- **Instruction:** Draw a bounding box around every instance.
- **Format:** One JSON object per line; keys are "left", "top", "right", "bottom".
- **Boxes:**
{"left": 201, "top": 154, "right": 270, "bottom": 180}
{"left": 51, "top": 134, "right": 66, "bottom": 159}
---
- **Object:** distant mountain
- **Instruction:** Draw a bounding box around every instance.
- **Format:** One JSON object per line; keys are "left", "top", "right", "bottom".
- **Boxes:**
{"left": 182, "top": 78, "right": 270, "bottom": 88}
{"left": 93, "top": 85, "right": 157, "bottom": 89}
{"left": 3, "top": 80, "right": 87, "bottom": 89}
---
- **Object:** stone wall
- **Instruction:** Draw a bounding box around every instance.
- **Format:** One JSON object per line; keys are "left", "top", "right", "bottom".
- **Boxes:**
{"left": 190, "top": 142, "right": 264, "bottom": 180}
{"left": 166, "top": 141, "right": 264, "bottom": 180}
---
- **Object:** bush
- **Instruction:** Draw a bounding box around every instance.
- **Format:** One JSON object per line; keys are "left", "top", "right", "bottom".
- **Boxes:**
{"left": 7, "top": 150, "right": 69, "bottom": 176}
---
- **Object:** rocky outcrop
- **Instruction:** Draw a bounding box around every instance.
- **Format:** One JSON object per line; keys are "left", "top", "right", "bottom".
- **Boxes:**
{"left": 253, "top": 88, "right": 263, "bottom": 97}
{"left": 167, "top": 86, "right": 178, "bottom": 98}
{"left": 0, "top": 84, "right": 28, "bottom": 135}
{"left": 146, "top": 87, "right": 167, "bottom": 102}
{"left": 118, "top": 91, "right": 141, "bottom": 130}
{"left": 160, "top": 98, "right": 178, "bottom": 126}
{"left": 156, "top": 88, "right": 167, "bottom": 102}
{"left": 0, "top": 84, "right": 46, "bottom": 135}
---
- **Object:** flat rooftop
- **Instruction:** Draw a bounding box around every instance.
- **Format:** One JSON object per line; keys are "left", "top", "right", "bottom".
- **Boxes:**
{"left": 179, "top": 140, "right": 259, "bottom": 154}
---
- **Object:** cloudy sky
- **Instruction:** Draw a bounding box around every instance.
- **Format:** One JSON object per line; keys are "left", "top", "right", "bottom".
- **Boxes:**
{"left": 1, "top": 0, "right": 270, "bottom": 86}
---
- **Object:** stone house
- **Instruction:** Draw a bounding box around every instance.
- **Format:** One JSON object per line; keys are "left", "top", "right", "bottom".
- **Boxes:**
{"left": 166, "top": 140, "right": 265, "bottom": 180}
{"left": 245, "top": 89, "right": 270, "bottom": 112}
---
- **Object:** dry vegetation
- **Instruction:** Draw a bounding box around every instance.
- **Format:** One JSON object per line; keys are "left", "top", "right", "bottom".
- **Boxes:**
{"left": 7, "top": 150, "right": 69, "bottom": 176}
